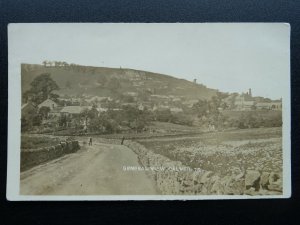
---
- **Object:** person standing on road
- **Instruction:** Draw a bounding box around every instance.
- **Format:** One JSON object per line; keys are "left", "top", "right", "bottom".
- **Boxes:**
{"left": 121, "top": 136, "right": 125, "bottom": 145}
{"left": 89, "top": 137, "right": 93, "bottom": 146}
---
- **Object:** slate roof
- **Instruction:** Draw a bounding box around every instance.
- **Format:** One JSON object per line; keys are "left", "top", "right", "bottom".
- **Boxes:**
{"left": 38, "top": 99, "right": 57, "bottom": 108}
{"left": 60, "top": 106, "right": 87, "bottom": 114}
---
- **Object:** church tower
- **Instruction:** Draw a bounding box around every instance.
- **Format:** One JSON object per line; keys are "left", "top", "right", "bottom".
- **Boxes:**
{"left": 249, "top": 88, "right": 252, "bottom": 97}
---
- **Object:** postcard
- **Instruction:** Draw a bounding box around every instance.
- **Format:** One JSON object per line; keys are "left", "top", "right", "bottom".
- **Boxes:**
{"left": 7, "top": 23, "right": 291, "bottom": 200}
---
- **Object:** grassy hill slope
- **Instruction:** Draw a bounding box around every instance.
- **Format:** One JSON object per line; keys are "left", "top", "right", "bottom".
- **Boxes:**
{"left": 21, "top": 64, "right": 217, "bottom": 100}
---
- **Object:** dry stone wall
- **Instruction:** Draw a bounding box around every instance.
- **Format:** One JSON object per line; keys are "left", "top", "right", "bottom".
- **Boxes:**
{"left": 124, "top": 140, "right": 282, "bottom": 195}
{"left": 21, "top": 140, "right": 80, "bottom": 171}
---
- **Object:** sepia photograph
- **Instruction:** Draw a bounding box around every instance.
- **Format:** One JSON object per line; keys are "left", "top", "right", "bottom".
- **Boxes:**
{"left": 7, "top": 23, "right": 291, "bottom": 200}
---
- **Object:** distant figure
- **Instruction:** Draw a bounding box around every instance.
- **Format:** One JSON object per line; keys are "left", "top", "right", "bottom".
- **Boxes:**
{"left": 121, "top": 136, "right": 125, "bottom": 145}
{"left": 89, "top": 137, "right": 93, "bottom": 146}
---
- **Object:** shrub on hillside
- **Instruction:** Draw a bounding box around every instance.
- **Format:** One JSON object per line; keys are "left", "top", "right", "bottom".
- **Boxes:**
{"left": 234, "top": 111, "right": 282, "bottom": 129}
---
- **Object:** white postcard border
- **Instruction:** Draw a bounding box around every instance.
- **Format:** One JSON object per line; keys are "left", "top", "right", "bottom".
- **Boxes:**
{"left": 6, "top": 23, "right": 291, "bottom": 200}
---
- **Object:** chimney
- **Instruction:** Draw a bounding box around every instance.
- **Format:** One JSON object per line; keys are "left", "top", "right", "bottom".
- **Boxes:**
{"left": 249, "top": 88, "right": 252, "bottom": 97}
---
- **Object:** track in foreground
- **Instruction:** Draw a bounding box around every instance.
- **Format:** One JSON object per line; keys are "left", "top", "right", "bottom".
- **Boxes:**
{"left": 20, "top": 142, "right": 157, "bottom": 195}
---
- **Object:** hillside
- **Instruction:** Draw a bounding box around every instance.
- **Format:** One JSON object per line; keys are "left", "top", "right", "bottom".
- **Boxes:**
{"left": 21, "top": 63, "right": 217, "bottom": 100}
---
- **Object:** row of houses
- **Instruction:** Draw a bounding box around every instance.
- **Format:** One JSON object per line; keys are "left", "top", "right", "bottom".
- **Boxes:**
{"left": 22, "top": 97, "right": 186, "bottom": 122}
{"left": 234, "top": 98, "right": 282, "bottom": 111}
{"left": 23, "top": 88, "right": 282, "bottom": 126}
{"left": 55, "top": 92, "right": 190, "bottom": 113}
{"left": 222, "top": 89, "right": 282, "bottom": 111}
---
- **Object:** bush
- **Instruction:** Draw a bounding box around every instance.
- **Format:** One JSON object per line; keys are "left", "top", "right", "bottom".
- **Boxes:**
{"left": 155, "top": 109, "right": 174, "bottom": 123}
{"left": 170, "top": 114, "right": 193, "bottom": 126}
{"left": 234, "top": 111, "right": 282, "bottom": 129}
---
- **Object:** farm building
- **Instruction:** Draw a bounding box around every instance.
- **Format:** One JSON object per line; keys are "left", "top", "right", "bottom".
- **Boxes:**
{"left": 234, "top": 94, "right": 254, "bottom": 111}
{"left": 21, "top": 102, "right": 37, "bottom": 115}
{"left": 170, "top": 107, "right": 183, "bottom": 113}
{"left": 38, "top": 99, "right": 58, "bottom": 110}
{"left": 48, "top": 107, "right": 63, "bottom": 117}
{"left": 256, "top": 101, "right": 282, "bottom": 110}
{"left": 60, "top": 106, "right": 87, "bottom": 116}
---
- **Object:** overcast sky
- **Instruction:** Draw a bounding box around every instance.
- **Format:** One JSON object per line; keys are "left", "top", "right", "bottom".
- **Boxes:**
{"left": 9, "top": 23, "right": 290, "bottom": 99}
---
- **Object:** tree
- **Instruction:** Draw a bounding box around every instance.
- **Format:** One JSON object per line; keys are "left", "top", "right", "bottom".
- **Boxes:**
{"left": 105, "top": 119, "right": 120, "bottom": 133}
{"left": 21, "top": 104, "right": 40, "bottom": 131}
{"left": 62, "top": 61, "right": 68, "bottom": 67}
{"left": 209, "top": 96, "right": 221, "bottom": 114}
{"left": 216, "top": 91, "right": 229, "bottom": 100}
{"left": 107, "top": 100, "right": 119, "bottom": 109}
{"left": 88, "top": 105, "right": 99, "bottom": 119}
{"left": 58, "top": 114, "right": 68, "bottom": 127}
{"left": 120, "top": 94, "right": 134, "bottom": 103}
{"left": 24, "top": 73, "right": 59, "bottom": 104}
{"left": 155, "top": 109, "right": 174, "bottom": 123}
{"left": 192, "top": 99, "right": 209, "bottom": 117}
{"left": 39, "top": 106, "right": 51, "bottom": 119}
{"left": 80, "top": 108, "right": 90, "bottom": 128}
{"left": 49, "top": 93, "right": 59, "bottom": 102}
{"left": 220, "top": 102, "right": 228, "bottom": 110}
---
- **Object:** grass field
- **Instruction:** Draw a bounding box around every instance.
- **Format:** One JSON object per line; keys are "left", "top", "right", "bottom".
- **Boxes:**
{"left": 21, "top": 135, "right": 62, "bottom": 150}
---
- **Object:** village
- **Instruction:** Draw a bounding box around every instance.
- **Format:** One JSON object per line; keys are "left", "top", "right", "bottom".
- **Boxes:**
{"left": 21, "top": 81, "right": 282, "bottom": 135}
{"left": 19, "top": 62, "right": 282, "bottom": 135}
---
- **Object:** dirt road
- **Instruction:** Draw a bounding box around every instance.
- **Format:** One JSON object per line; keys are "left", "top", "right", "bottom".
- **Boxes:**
{"left": 20, "top": 142, "right": 158, "bottom": 195}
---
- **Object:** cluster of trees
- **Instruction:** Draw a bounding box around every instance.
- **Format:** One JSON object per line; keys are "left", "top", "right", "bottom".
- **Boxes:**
{"left": 191, "top": 93, "right": 229, "bottom": 128}
{"left": 22, "top": 73, "right": 60, "bottom": 132}
{"left": 154, "top": 109, "right": 193, "bottom": 126}
{"left": 192, "top": 92, "right": 229, "bottom": 117}
{"left": 233, "top": 111, "right": 282, "bottom": 129}
{"left": 58, "top": 104, "right": 194, "bottom": 135}
{"left": 74, "top": 105, "right": 152, "bottom": 134}
{"left": 191, "top": 93, "right": 282, "bottom": 129}
{"left": 42, "top": 61, "right": 69, "bottom": 67}
{"left": 42, "top": 61, "right": 91, "bottom": 69}
{"left": 23, "top": 73, "right": 60, "bottom": 105}
{"left": 21, "top": 109, "right": 41, "bottom": 132}
{"left": 42, "top": 61, "right": 100, "bottom": 74}
{"left": 22, "top": 105, "right": 59, "bottom": 132}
